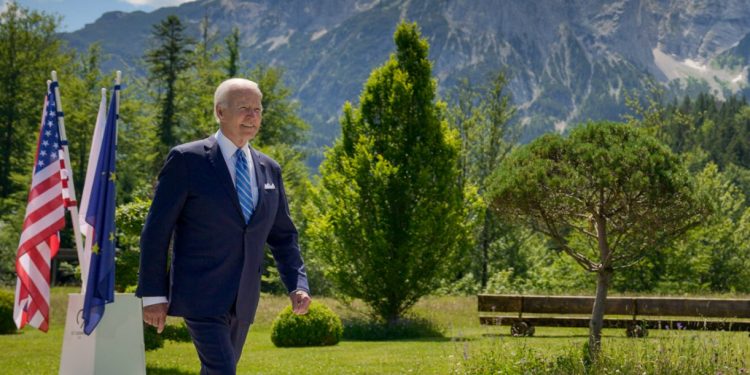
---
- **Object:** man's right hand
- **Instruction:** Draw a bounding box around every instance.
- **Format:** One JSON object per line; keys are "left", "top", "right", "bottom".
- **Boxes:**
{"left": 143, "top": 303, "right": 168, "bottom": 333}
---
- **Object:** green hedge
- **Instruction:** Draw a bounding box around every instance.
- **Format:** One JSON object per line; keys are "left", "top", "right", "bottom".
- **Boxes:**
{"left": 271, "top": 302, "right": 342, "bottom": 347}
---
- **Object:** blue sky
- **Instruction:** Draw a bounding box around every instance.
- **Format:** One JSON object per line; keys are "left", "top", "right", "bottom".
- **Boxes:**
{"left": 7, "top": 0, "right": 196, "bottom": 32}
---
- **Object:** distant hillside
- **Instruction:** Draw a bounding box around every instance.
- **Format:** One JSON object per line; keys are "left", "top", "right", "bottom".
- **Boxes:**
{"left": 61, "top": 0, "right": 750, "bottom": 162}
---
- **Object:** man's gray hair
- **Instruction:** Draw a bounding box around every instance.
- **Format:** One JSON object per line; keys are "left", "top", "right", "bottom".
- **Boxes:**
{"left": 213, "top": 78, "right": 263, "bottom": 123}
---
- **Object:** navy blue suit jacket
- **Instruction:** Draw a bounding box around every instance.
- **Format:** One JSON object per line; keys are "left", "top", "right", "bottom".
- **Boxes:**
{"left": 136, "top": 135, "right": 308, "bottom": 323}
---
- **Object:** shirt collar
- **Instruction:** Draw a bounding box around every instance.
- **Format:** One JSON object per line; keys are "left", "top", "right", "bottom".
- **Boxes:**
{"left": 215, "top": 130, "right": 250, "bottom": 160}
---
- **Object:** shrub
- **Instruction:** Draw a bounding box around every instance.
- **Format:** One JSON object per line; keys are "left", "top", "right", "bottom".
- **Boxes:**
{"left": 143, "top": 322, "right": 191, "bottom": 351}
{"left": 271, "top": 302, "right": 342, "bottom": 347}
{"left": 115, "top": 199, "right": 151, "bottom": 292}
{"left": 342, "top": 315, "right": 444, "bottom": 341}
{"left": 0, "top": 289, "right": 17, "bottom": 334}
{"left": 162, "top": 322, "right": 191, "bottom": 343}
{"left": 143, "top": 324, "right": 164, "bottom": 351}
{"left": 114, "top": 250, "right": 140, "bottom": 292}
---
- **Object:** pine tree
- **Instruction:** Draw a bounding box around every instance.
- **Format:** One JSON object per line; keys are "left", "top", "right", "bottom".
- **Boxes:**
{"left": 308, "top": 22, "right": 467, "bottom": 323}
{"left": 490, "top": 121, "right": 708, "bottom": 358}
{"left": 224, "top": 27, "right": 240, "bottom": 78}
{"left": 144, "top": 15, "right": 193, "bottom": 160}
{"left": 178, "top": 14, "right": 222, "bottom": 141}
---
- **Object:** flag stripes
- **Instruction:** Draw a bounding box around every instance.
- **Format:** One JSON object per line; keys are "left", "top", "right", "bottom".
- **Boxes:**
{"left": 13, "top": 87, "right": 68, "bottom": 332}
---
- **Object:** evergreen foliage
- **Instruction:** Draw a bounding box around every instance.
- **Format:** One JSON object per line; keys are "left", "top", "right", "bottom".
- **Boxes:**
{"left": 308, "top": 22, "right": 468, "bottom": 322}
{"left": 144, "top": 15, "right": 193, "bottom": 163}
{"left": 446, "top": 72, "right": 526, "bottom": 289}
{"left": 177, "top": 15, "right": 222, "bottom": 142}
{"left": 0, "top": 3, "right": 66, "bottom": 203}
{"left": 224, "top": 27, "right": 240, "bottom": 78}
{"left": 250, "top": 65, "right": 309, "bottom": 148}
{"left": 490, "top": 121, "right": 708, "bottom": 358}
{"left": 0, "top": 2, "right": 70, "bottom": 284}
{"left": 115, "top": 199, "right": 152, "bottom": 291}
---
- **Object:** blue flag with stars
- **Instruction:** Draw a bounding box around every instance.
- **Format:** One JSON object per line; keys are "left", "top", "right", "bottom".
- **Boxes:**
{"left": 82, "top": 84, "right": 119, "bottom": 335}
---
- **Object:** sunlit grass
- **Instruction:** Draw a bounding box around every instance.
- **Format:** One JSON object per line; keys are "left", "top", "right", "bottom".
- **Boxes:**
{"left": 1, "top": 288, "right": 749, "bottom": 374}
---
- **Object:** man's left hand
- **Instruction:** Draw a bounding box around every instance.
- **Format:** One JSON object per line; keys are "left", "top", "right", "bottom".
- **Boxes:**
{"left": 289, "top": 290, "right": 311, "bottom": 315}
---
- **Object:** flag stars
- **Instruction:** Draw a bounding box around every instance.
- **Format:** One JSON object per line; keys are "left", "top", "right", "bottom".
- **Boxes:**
{"left": 45, "top": 130, "right": 51, "bottom": 137}
{"left": 42, "top": 140, "right": 49, "bottom": 147}
{"left": 109, "top": 172, "right": 116, "bottom": 182}
{"left": 40, "top": 150, "right": 47, "bottom": 157}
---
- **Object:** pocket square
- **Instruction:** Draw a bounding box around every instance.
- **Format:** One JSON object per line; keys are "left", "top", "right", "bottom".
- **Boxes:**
{"left": 264, "top": 182, "right": 276, "bottom": 190}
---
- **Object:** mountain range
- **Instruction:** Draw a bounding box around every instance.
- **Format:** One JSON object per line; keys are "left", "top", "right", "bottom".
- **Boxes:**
{"left": 61, "top": 0, "right": 750, "bottom": 154}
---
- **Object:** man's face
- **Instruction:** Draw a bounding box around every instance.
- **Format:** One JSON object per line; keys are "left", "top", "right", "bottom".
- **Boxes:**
{"left": 217, "top": 87, "right": 263, "bottom": 146}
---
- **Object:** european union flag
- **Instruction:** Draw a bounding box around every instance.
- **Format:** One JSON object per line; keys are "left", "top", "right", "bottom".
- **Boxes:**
{"left": 82, "top": 84, "right": 119, "bottom": 335}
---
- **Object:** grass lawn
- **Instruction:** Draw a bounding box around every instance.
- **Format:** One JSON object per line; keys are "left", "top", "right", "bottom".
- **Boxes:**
{"left": 2, "top": 287, "right": 749, "bottom": 374}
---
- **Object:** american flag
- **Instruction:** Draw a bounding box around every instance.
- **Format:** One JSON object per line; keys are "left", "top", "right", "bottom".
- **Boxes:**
{"left": 13, "top": 82, "right": 75, "bottom": 332}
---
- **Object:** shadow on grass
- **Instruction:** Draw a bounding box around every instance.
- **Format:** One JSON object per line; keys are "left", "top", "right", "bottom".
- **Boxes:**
{"left": 342, "top": 316, "right": 450, "bottom": 342}
{"left": 482, "top": 333, "right": 588, "bottom": 339}
{"left": 446, "top": 336, "right": 479, "bottom": 342}
{"left": 146, "top": 366, "right": 197, "bottom": 375}
{"left": 343, "top": 336, "right": 454, "bottom": 343}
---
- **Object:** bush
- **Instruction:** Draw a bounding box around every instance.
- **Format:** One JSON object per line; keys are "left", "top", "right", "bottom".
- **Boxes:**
{"left": 114, "top": 250, "right": 140, "bottom": 292}
{"left": 143, "top": 324, "right": 164, "bottom": 351}
{"left": 0, "top": 289, "right": 17, "bottom": 334}
{"left": 143, "top": 321, "right": 191, "bottom": 351}
{"left": 271, "top": 302, "right": 342, "bottom": 347}
{"left": 115, "top": 199, "right": 151, "bottom": 292}
{"left": 162, "top": 322, "right": 191, "bottom": 343}
{"left": 342, "top": 315, "right": 444, "bottom": 341}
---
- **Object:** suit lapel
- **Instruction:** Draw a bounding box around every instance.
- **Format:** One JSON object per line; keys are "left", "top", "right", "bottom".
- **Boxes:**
{"left": 206, "top": 136, "right": 245, "bottom": 222}
{"left": 250, "top": 147, "right": 267, "bottom": 220}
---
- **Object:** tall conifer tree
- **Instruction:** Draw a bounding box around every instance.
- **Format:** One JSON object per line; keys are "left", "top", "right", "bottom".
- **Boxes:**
{"left": 145, "top": 15, "right": 193, "bottom": 159}
{"left": 309, "top": 22, "right": 467, "bottom": 323}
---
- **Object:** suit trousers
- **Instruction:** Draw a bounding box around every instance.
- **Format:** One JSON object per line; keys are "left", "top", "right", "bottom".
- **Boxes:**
{"left": 184, "top": 306, "right": 252, "bottom": 375}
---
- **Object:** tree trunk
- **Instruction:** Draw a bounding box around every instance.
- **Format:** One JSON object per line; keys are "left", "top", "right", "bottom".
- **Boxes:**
{"left": 588, "top": 267, "right": 612, "bottom": 360}
{"left": 480, "top": 210, "right": 490, "bottom": 288}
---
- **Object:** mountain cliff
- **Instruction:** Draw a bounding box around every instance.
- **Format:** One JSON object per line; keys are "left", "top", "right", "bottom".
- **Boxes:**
{"left": 61, "top": 0, "right": 750, "bottom": 149}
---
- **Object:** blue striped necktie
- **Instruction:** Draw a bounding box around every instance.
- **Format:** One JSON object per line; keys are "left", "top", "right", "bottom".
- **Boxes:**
{"left": 235, "top": 149, "right": 254, "bottom": 223}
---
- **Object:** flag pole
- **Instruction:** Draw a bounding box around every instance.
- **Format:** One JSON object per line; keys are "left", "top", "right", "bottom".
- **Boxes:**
{"left": 50, "top": 71, "right": 85, "bottom": 290}
{"left": 115, "top": 71, "right": 121, "bottom": 138}
{"left": 79, "top": 87, "right": 107, "bottom": 295}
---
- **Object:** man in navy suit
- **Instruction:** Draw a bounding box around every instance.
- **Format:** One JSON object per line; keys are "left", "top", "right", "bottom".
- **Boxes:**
{"left": 136, "top": 78, "right": 311, "bottom": 374}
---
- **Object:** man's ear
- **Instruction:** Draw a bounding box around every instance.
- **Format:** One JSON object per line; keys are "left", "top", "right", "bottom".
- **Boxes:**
{"left": 215, "top": 104, "right": 224, "bottom": 120}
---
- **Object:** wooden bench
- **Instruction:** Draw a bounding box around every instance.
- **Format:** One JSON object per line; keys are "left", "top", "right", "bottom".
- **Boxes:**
{"left": 478, "top": 294, "right": 750, "bottom": 337}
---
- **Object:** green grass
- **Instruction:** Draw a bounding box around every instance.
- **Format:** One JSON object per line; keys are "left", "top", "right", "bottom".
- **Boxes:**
{"left": 1, "top": 288, "right": 749, "bottom": 374}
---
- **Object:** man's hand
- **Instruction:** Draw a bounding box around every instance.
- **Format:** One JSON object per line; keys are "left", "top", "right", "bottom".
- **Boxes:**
{"left": 143, "top": 303, "right": 168, "bottom": 333}
{"left": 289, "top": 290, "right": 311, "bottom": 315}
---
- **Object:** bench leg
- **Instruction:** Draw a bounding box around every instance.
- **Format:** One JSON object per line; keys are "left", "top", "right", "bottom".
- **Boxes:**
{"left": 626, "top": 321, "right": 648, "bottom": 338}
{"left": 511, "top": 321, "right": 535, "bottom": 337}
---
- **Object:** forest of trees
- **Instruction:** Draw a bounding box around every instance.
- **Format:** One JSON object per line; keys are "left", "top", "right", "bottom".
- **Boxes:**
{"left": 2, "top": 4, "right": 750, "bottom": 327}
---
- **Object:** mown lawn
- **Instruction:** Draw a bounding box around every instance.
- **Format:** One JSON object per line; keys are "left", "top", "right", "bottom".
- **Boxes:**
{"left": 2, "top": 287, "right": 749, "bottom": 374}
